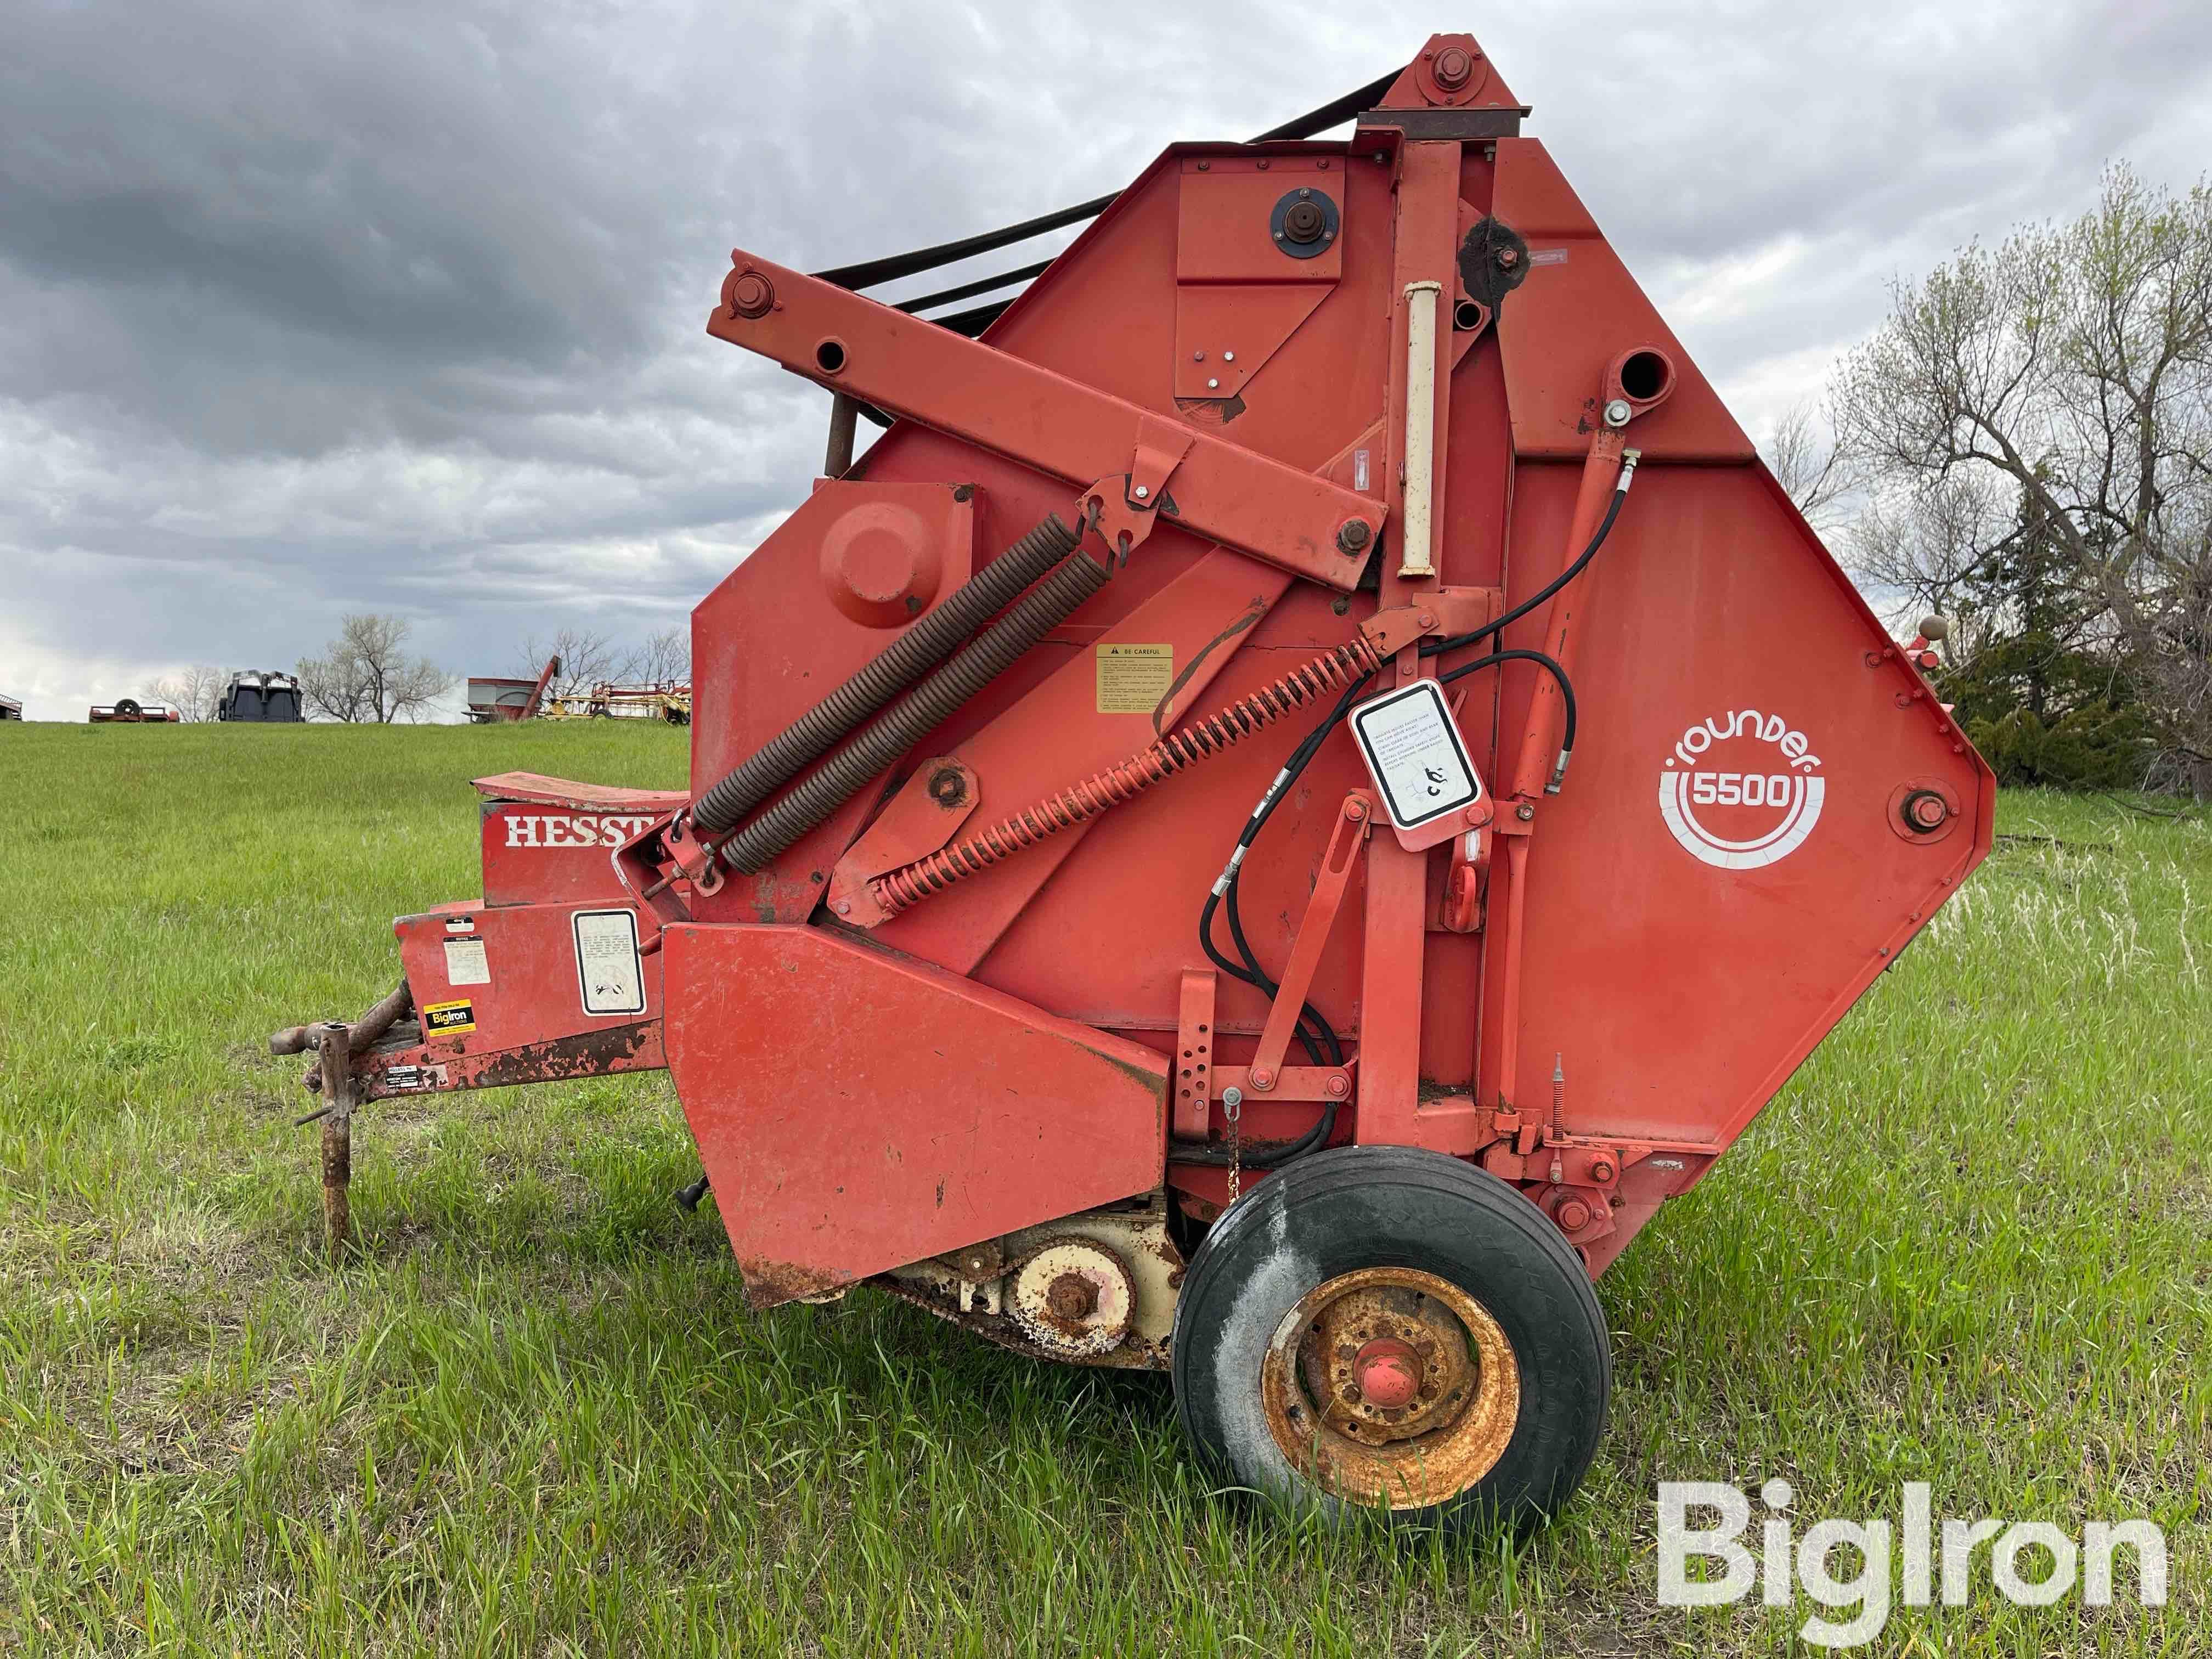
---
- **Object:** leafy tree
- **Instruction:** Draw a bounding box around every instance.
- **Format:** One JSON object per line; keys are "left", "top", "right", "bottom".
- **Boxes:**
{"left": 1835, "top": 165, "right": 2212, "bottom": 794}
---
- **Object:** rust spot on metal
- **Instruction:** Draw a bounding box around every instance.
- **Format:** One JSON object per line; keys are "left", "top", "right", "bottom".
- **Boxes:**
{"left": 472, "top": 1022, "right": 657, "bottom": 1088}
{"left": 1260, "top": 1266, "right": 1519, "bottom": 1510}
{"left": 740, "top": 1256, "right": 856, "bottom": 1310}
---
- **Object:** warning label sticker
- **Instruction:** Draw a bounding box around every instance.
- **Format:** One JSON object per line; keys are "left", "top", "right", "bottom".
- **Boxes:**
{"left": 443, "top": 938, "right": 490, "bottom": 985}
{"left": 1096, "top": 642, "right": 1173, "bottom": 714}
{"left": 573, "top": 909, "right": 646, "bottom": 1017}
{"left": 1350, "top": 680, "right": 1482, "bottom": 831}
{"left": 422, "top": 999, "right": 476, "bottom": 1037}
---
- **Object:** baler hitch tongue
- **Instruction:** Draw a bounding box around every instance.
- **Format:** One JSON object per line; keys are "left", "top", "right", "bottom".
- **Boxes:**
{"left": 269, "top": 978, "right": 414, "bottom": 1262}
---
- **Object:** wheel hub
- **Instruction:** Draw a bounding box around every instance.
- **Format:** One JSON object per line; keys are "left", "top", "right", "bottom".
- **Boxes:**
{"left": 1261, "top": 1266, "right": 1519, "bottom": 1508}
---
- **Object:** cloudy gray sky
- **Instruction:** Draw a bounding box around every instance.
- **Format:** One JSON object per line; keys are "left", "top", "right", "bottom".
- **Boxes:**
{"left": 4, "top": 0, "right": 2210, "bottom": 720}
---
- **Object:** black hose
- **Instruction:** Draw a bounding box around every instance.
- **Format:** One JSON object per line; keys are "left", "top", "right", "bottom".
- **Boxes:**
{"left": 1440, "top": 649, "right": 1577, "bottom": 758}
{"left": 692, "top": 515, "right": 1077, "bottom": 837}
{"left": 1419, "top": 476, "right": 1630, "bottom": 661}
{"left": 816, "top": 69, "right": 1402, "bottom": 294}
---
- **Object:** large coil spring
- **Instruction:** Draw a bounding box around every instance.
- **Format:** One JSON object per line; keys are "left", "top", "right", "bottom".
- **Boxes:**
{"left": 692, "top": 514, "right": 1079, "bottom": 837}
{"left": 871, "top": 635, "right": 1384, "bottom": 913}
{"left": 722, "top": 549, "right": 1113, "bottom": 873}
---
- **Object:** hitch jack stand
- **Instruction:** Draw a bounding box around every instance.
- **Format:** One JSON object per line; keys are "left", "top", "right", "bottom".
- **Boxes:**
{"left": 313, "top": 1022, "right": 354, "bottom": 1262}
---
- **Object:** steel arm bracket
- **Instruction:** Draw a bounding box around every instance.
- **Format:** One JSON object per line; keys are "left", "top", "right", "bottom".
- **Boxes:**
{"left": 711, "top": 253, "right": 1382, "bottom": 591}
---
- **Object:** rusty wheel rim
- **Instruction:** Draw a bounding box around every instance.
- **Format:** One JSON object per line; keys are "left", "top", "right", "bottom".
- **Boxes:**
{"left": 1259, "top": 1266, "right": 1519, "bottom": 1510}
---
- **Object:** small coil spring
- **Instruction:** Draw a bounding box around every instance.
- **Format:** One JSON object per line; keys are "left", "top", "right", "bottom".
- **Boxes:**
{"left": 871, "top": 635, "right": 1383, "bottom": 913}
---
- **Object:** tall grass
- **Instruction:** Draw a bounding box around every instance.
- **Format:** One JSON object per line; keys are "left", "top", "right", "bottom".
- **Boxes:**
{"left": 1, "top": 723, "right": 2204, "bottom": 1654}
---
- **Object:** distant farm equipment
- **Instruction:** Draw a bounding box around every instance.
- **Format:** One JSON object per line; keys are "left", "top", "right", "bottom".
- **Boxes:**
{"left": 466, "top": 657, "right": 560, "bottom": 724}
{"left": 217, "top": 670, "right": 304, "bottom": 723}
{"left": 540, "top": 682, "right": 693, "bottom": 725}
{"left": 88, "top": 698, "right": 179, "bottom": 724}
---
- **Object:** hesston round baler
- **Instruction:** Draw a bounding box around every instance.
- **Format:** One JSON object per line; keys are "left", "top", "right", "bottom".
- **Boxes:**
{"left": 273, "top": 33, "right": 1994, "bottom": 1532}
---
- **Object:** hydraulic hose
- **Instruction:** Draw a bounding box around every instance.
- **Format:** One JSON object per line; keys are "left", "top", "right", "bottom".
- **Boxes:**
{"left": 721, "top": 549, "right": 1113, "bottom": 872}
{"left": 691, "top": 514, "right": 1079, "bottom": 837}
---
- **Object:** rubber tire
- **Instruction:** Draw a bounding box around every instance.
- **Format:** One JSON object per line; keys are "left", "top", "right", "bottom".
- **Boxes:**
{"left": 1171, "top": 1146, "right": 1610, "bottom": 1534}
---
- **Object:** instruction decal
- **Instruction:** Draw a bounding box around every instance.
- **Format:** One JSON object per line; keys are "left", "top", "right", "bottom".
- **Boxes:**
{"left": 1096, "top": 643, "right": 1173, "bottom": 713}
{"left": 422, "top": 999, "right": 476, "bottom": 1037}
{"left": 1350, "top": 680, "right": 1482, "bottom": 831}
{"left": 443, "top": 937, "right": 491, "bottom": 985}
{"left": 572, "top": 908, "right": 646, "bottom": 1017}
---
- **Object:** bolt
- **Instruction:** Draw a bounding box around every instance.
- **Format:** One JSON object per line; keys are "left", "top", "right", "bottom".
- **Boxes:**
{"left": 1193, "top": 350, "right": 1205, "bottom": 361}
{"left": 1590, "top": 1158, "right": 1616, "bottom": 1183}
{"left": 1372, "top": 151, "right": 1386, "bottom": 163}
{"left": 1496, "top": 246, "right": 1520, "bottom": 270}
{"left": 1207, "top": 377, "right": 1220, "bottom": 390}
{"left": 1901, "top": 790, "right": 1949, "bottom": 833}
{"left": 1516, "top": 803, "right": 1535, "bottom": 821}
{"left": 1336, "top": 519, "right": 1373, "bottom": 555}
{"left": 1196, "top": 159, "right": 1210, "bottom": 172}
{"left": 1555, "top": 1197, "right": 1593, "bottom": 1232}
{"left": 1325, "top": 1074, "right": 1350, "bottom": 1099}
{"left": 1221, "top": 1086, "right": 1243, "bottom": 1109}
{"left": 1317, "top": 158, "right": 1330, "bottom": 170}
{"left": 1418, "top": 611, "right": 1436, "bottom": 628}
{"left": 1434, "top": 47, "right": 1473, "bottom": 88}
{"left": 1256, "top": 159, "right": 1270, "bottom": 171}
{"left": 834, "top": 900, "right": 851, "bottom": 915}
{"left": 928, "top": 768, "right": 966, "bottom": 806}
{"left": 1133, "top": 483, "right": 1149, "bottom": 499}
{"left": 1249, "top": 1068, "right": 1275, "bottom": 1091}
{"left": 1222, "top": 350, "right": 1235, "bottom": 363}
{"left": 727, "top": 270, "right": 774, "bottom": 318}
{"left": 1345, "top": 801, "right": 1367, "bottom": 822}
{"left": 1604, "top": 398, "right": 1633, "bottom": 427}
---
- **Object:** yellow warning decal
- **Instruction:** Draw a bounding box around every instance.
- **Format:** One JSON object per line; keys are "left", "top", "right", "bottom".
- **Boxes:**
{"left": 422, "top": 998, "right": 476, "bottom": 1037}
{"left": 1096, "top": 642, "right": 1173, "bottom": 714}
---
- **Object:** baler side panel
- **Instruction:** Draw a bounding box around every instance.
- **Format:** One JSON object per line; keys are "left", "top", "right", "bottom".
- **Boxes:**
{"left": 663, "top": 923, "right": 1169, "bottom": 1308}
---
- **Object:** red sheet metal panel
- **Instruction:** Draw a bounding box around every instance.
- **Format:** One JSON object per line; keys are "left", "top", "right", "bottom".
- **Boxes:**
{"left": 663, "top": 923, "right": 1167, "bottom": 1307}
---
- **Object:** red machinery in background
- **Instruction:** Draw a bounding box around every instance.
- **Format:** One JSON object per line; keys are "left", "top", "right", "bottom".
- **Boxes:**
{"left": 276, "top": 33, "right": 1992, "bottom": 1531}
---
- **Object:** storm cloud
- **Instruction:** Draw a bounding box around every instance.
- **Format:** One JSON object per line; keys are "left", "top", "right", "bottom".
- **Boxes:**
{"left": 4, "top": 0, "right": 2210, "bottom": 718}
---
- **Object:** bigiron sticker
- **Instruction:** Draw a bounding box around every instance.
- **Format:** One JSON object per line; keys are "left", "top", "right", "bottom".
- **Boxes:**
{"left": 422, "top": 998, "right": 477, "bottom": 1036}
{"left": 1658, "top": 708, "right": 1825, "bottom": 870}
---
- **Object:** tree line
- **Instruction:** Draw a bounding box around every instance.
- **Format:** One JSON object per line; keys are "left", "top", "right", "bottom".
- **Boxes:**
{"left": 145, "top": 618, "right": 690, "bottom": 723}
{"left": 1775, "top": 165, "right": 2211, "bottom": 797}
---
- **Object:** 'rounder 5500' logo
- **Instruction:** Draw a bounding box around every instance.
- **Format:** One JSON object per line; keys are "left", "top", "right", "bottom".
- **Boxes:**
{"left": 1660, "top": 708, "right": 1825, "bottom": 869}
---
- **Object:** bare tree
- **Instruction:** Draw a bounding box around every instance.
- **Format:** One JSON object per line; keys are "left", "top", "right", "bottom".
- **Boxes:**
{"left": 1759, "top": 403, "right": 1852, "bottom": 534}
{"left": 520, "top": 629, "right": 634, "bottom": 700}
{"left": 632, "top": 624, "right": 691, "bottom": 689}
{"left": 142, "top": 663, "right": 224, "bottom": 722}
{"left": 1834, "top": 165, "right": 2212, "bottom": 791}
{"left": 297, "top": 614, "right": 452, "bottom": 723}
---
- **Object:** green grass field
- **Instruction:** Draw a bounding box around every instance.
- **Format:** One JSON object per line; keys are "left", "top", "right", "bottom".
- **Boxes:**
{"left": 1, "top": 721, "right": 2206, "bottom": 1655}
